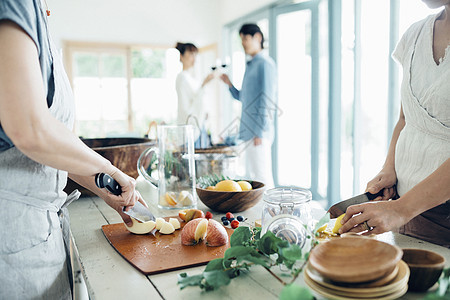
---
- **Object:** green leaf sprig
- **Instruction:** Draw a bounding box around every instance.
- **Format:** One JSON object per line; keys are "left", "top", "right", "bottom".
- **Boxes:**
{"left": 197, "top": 174, "right": 231, "bottom": 189}
{"left": 178, "top": 213, "right": 331, "bottom": 299}
{"left": 424, "top": 268, "right": 450, "bottom": 299}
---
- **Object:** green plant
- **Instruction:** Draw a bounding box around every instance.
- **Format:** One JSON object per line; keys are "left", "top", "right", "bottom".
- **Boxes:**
{"left": 178, "top": 213, "right": 331, "bottom": 299}
{"left": 197, "top": 174, "right": 231, "bottom": 188}
{"left": 424, "top": 268, "right": 450, "bottom": 300}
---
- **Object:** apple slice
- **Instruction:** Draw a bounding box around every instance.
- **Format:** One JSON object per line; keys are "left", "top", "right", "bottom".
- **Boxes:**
{"left": 178, "top": 209, "right": 205, "bottom": 222}
{"left": 169, "top": 218, "right": 181, "bottom": 230}
{"left": 155, "top": 217, "right": 165, "bottom": 230}
{"left": 205, "top": 219, "right": 228, "bottom": 247}
{"left": 159, "top": 221, "right": 175, "bottom": 234}
{"left": 194, "top": 219, "right": 208, "bottom": 242}
{"left": 181, "top": 218, "right": 203, "bottom": 245}
{"left": 124, "top": 218, "right": 156, "bottom": 235}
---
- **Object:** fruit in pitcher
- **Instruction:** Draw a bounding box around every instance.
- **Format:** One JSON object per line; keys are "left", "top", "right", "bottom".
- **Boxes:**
{"left": 332, "top": 213, "right": 346, "bottom": 234}
{"left": 215, "top": 180, "right": 242, "bottom": 192}
{"left": 178, "top": 209, "right": 205, "bottom": 222}
{"left": 124, "top": 218, "right": 156, "bottom": 235}
{"left": 178, "top": 191, "right": 194, "bottom": 206}
{"left": 237, "top": 180, "right": 252, "bottom": 191}
{"left": 164, "top": 192, "right": 177, "bottom": 206}
{"left": 205, "top": 219, "right": 228, "bottom": 247}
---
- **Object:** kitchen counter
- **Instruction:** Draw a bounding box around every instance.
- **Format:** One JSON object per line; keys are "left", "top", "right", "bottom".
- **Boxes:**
{"left": 68, "top": 196, "right": 450, "bottom": 300}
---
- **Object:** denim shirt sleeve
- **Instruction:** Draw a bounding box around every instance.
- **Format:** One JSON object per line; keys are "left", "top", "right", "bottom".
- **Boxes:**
{"left": 229, "top": 85, "right": 240, "bottom": 100}
{"left": 253, "top": 59, "right": 277, "bottom": 138}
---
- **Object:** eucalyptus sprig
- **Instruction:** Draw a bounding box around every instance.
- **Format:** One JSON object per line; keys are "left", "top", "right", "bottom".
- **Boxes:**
{"left": 178, "top": 213, "right": 331, "bottom": 299}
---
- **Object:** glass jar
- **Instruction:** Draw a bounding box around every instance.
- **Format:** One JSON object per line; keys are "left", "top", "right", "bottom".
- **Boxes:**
{"left": 261, "top": 187, "right": 313, "bottom": 232}
{"left": 261, "top": 214, "right": 308, "bottom": 248}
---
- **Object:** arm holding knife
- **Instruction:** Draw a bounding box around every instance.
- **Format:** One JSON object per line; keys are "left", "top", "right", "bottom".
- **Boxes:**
{"left": 340, "top": 0, "right": 450, "bottom": 247}
{"left": 0, "top": 20, "right": 141, "bottom": 226}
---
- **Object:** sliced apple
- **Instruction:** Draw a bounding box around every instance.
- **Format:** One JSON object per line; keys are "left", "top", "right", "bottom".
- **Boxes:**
{"left": 155, "top": 217, "right": 166, "bottom": 230}
{"left": 178, "top": 209, "right": 205, "bottom": 222}
{"left": 181, "top": 218, "right": 203, "bottom": 245}
{"left": 194, "top": 219, "right": 208, "bottom": 242}
{"left": 169, "top": 218, "right": 181, "bottom": 230}
{"left": 159, "top": 221, "right": 175, "bottom": 234}
{"left": 205, "top": 219, "right": 228, "bottom": 247}
{"left": 124, "top": 218, "right": 156, "bottom": 235}
{"left": 165, "top": 192, "right": 177, "bottom": 206}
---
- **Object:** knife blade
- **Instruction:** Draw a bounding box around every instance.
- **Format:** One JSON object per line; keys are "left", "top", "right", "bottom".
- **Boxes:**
{"left": 327, "top": 190, "right": 384, "bottom": 219}
{"left": 95, "top": 173, "right": 156, "bottom": 223}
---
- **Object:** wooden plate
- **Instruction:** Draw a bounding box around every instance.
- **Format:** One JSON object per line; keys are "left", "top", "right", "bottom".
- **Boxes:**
{"left": 305, "top": 262, "right": 400, "bottom": 290}
{"left": 308, "top": 236, "right": 403, "bottom": 283}
{"left": 305, "top": 274, "right": 408, "bottom": 300}
{"left": 304, "top": 260, "right": 409, "bottom": 297}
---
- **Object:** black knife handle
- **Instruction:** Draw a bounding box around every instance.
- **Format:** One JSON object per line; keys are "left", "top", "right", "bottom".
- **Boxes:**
{"left": 366, "top": 189, "right": 385, "bottom": 201}
{"left": 95, "top": 173, "right": 122, "bottom": 196}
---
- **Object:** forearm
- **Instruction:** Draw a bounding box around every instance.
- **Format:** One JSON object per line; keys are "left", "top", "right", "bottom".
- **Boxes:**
{"left": 12, "top": 112, "right": 114, "bottom": 177}
{"left": 396, "top": 158, "right": 450, "bottom": 219}
{"left": 69, "top": 173, "right": 110, "bottom": 198}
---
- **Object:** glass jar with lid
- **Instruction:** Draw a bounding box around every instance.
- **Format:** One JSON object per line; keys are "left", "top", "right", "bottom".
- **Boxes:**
{"left": 261, "top": 187, "right": 313, "bottom": 246}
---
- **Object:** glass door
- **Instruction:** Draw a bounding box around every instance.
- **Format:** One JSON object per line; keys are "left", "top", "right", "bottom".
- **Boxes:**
{"left": 273, "top": 2, "right": 322, "bottom": 199}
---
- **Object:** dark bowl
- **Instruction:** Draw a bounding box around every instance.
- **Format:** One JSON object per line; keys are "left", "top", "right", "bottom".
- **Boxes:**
{"left": 402, "top": 248, "right": 445, "bottom": 292}
{"left": 196, "top": 181, "right": 265, "bottom": 213}
{"left": 64, "top": 137, "right": 155, "bottom": 196}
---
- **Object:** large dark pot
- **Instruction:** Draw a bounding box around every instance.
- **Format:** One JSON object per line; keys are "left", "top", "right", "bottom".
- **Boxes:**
{"left": 64, "top": 137, "right": 155, "bottom": 197}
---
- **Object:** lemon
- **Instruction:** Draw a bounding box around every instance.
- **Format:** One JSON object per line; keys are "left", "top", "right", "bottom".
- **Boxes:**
{"left": 215, "top": 180, "right": 242, "bottom": 192}
{"left": 332, "top": 213, "right": 345, "bottom": 234}
{"left": 237, "top": 180, "right": 252, "bottom": 191}
{"left": 316, "top": 224, "right": 328, "bottom": 233}
{"left": 206, "top": 186, "right": 216, "bottom": 190}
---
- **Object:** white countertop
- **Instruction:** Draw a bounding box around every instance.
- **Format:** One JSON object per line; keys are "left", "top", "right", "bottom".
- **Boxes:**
{"left": 68, "top": 195, "right": 450, "bottom": 300}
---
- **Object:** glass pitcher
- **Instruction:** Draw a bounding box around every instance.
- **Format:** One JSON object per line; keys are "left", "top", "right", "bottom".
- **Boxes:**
{"left": 137, "top": 125, "right": 196, "bottom": 209}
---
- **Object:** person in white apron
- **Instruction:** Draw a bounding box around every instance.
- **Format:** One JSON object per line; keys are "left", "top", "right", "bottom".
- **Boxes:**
{"left": 339, "top": 1, "right": 450, "bottom": 248}
{"left": 0, "top": 1, "right": 145, "bottom": 298}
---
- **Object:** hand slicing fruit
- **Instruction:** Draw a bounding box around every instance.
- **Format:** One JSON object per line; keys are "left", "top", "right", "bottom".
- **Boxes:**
{"left": 315, "top": 213, "right": 345, "bottom": 240}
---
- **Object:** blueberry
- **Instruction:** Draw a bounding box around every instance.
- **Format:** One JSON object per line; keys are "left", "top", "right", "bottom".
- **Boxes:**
{"left": 237, "top": 216, "right": 244, "bottom": 222}
{"left": 223, "top": 220, "right": 230, "bottom": 226}
{"left": 221, "top": 216, "right": 228, "bottom": 222}
{"left": 229, "top": 218, "right": 235, "bottom": 222}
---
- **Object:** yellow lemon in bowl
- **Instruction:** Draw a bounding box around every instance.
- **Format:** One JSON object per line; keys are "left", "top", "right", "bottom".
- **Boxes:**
{"left": 237, "top": 180, "right": 252, "bottom": 191}
{"left": 215, "top": 180, "right": 242, "bottom": 192}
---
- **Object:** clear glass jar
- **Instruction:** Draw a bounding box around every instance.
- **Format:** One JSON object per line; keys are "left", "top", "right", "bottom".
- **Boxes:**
{"left": 261, "top": 214, "right": 308, "bottom": 248}
{"left": 261, "top": 187, "right": 313, "bottom": 232}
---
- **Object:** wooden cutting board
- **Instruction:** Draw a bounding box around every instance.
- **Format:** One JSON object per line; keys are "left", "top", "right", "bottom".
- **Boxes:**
{"left": 101, "top": 217, "right": 233, "bottom": 275}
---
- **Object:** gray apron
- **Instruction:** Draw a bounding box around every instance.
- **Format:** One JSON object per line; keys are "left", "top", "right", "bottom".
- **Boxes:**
{"left": 0, "top": 15, "right": 79, "bottom": 300}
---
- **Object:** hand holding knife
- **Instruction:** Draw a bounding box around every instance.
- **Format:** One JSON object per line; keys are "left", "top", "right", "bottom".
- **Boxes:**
{"left": 95, "top": 173, "right": 155, "bottom": 223}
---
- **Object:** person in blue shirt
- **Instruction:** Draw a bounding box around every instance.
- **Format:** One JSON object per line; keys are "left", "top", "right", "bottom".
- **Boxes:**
{"left": 221, "top": 23, "right": 277, "bottom": 187}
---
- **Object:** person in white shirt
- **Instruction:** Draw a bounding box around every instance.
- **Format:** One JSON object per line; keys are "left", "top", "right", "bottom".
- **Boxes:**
{"left": 175, "top": 42, "right": 213, "bottom": 126}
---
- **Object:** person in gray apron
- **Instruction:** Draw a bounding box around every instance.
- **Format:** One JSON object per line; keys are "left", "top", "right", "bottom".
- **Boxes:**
{"left": 339, "top": 0, "right": 450, "bottom": 248}
{"left": 0, "top": 1, "right": 145, "bottom": 298}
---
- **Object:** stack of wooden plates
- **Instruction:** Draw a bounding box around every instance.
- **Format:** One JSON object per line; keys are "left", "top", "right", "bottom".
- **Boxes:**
{"left": 306, "top": 237, "right": 409, "bottom": 300}
{"left": 305, "top": 260, "right": 410, "bottom": 299}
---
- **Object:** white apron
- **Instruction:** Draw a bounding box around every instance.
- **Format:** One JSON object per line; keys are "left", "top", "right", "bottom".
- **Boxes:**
{"left": 394, "top": 15, "right": 450, "bottom": 247}
{"left": 0, "top": 21, "right": 79, "bottom": 299}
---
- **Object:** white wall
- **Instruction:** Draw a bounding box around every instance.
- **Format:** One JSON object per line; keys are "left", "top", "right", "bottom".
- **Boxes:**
{"left": 47, "top": 0, "right": 221, "bottom": 48}
{"left": 218, "top": 0, "right": 278, "bottom": 25}
{"left": 47, "top": 0, "right": 280, "bottom": 48}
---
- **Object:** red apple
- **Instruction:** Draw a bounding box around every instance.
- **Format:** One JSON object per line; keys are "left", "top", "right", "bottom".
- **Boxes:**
{"left": 181, "top": 218, "right": 204, "bottom": 245}
{"left": 178, "top": 209, "right": 205, "bottom": 222}
{"left": 205, "top": 219, "right": 228, "bottom": 247}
